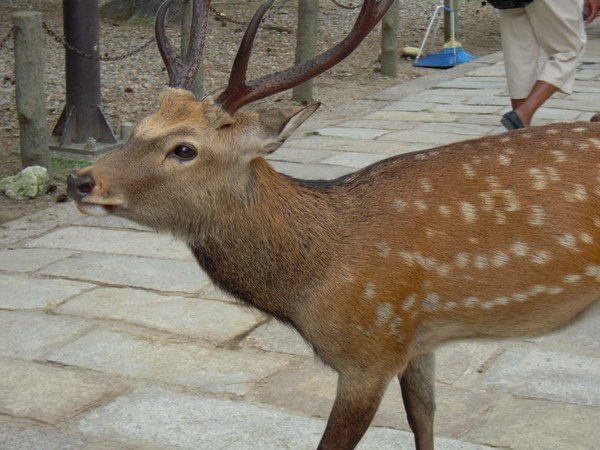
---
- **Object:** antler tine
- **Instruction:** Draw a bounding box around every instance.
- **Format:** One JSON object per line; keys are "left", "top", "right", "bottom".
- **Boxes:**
{"left": 181, "top": 0, "right": 212, "bottom": 89}
{"left": 216, "top": 0, "right": 394, "bottom": 114}
{"left": 155, "top": 0, "right": 182, "bottom": 87}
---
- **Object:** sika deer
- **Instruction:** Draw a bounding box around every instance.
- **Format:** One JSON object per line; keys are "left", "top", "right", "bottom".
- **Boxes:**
{"left": 67, "top": 0, "right": 600, "bottom": 448}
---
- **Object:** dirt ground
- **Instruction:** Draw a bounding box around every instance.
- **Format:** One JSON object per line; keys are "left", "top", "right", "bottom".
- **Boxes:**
{"left": 0, "top": 0, "right": 501, "bottom": 224}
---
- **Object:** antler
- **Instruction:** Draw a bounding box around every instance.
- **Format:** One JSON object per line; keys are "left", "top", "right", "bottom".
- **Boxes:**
{"left": 155, "top": 0, "right": 211, "bottom": 90}
{"left": 216, "top": 0, "right": 395, "bottom": 114}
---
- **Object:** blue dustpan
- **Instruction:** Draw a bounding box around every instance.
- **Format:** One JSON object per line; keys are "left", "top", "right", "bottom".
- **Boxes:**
{"left": 413, "top": 51, "right": 456, "bottom": 69}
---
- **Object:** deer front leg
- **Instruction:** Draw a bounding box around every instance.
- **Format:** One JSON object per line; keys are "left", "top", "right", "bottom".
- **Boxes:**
{"left": 317, "top": 372, "right": 392, "bottom": 450}
{"left": 399, "top": 352, "right": 435, "bottom": 450}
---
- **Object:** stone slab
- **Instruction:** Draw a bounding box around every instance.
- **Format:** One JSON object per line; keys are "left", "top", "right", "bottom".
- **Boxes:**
{"left": 72, "top": 386, "right": 491, "bottom": 450}
{"left": 482, "top": 347, "right": 600, "bottom": 407}
{"left": 463, "top": 95, "right": 510, "bottom": 106}
{"left": 321, "top": 152, "right": 390, "bottom": 169}
{"left": 377, "top": 130, "right": 475, "bottom": 145}
{"left": 241, "top": 319, "right": 313, "bottom": 356}
{"left": 381, "top": 101, "right": 436, "bottom": 112}
{"left": 71, "top": 214, "right": 150, "bottom": 231}
{"left": 0, "top": 248, "right": 73, "bottom": 273}
{"left": 26, "top": 226, "right": 193, "bottom": 261}
{"left": 414, "top": 122, "right": 495, "bottom": 136}
{"left": 531, "top": 107, "right": 582, "bottom": 121}
{"left": 0, "top": 273, "right": 94, "bottom": 310}
{"left": 48, "top": 329, "right": 288, "bottom": 396}
{"left": 268, "top": 146, "right": 336, "bottom": 164}
{"left": 430, "top": 104, "right": 503, "bottom": 115}
{"left": 197, "top": 282, "right": 239, "bottom": 303}
{"left": 464, "top": 399, "right": 600, "bottom": 450}
{"left": 247, "top": 358, "right": 498, "bottom": 438}
{"left": 0, "top": 358, "right": 121, "bottom": 424}
{"left": 365, "top": 110, "right": 459, "bottom": 123}
{"left": 315, "top": 127, "right": 390, "bottom": 140}
{"left": 39, "top": 253, "right": 210, "bottom": 294}
{"left": 284, "top": 135, "right": 406, "bottom": 155}
{"left": 0, "top": 311, "right": 92, "bottom": 359}
{"left": 435, "top": 341, "right": 506, "bottom": 386}
{"left": 0, "top": 419, "right": 87, "bottom": 450}
{"left": 56, "top": 287, "right": 265, "bottom": 343}
{"left": 335, "top": 119, "right": 417, "bottom": 131}
{"left": 270, "top": 161, "right": 353, "bottom": 180}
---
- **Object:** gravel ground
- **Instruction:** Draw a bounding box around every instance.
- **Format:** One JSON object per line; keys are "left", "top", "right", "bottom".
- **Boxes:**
{"left": 0, "top": 0, "right": 501, "bottom": 222}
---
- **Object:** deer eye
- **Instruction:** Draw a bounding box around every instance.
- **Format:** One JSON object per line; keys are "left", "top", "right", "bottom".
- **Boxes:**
{"left": 170, "top": 145, "right": 197, "bottom": 161}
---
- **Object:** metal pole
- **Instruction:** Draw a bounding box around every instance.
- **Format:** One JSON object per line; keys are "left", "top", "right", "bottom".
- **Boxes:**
{"left": 13, "top": 11, "right": 49, "bottom": 169}
{"left": 52, "top": 0, "right": 116, "bottom": 147}
{"left": 444, "top": 0, "right": 457, "bottom": 44}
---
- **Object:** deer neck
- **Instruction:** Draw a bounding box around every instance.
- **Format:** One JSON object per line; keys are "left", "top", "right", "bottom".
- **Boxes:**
{"left": 189, "top": 158, "right": 339, "bottom": 322}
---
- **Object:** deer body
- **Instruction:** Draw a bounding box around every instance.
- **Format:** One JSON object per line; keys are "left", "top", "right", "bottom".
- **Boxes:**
{"left": 65, "top": 0, "right": 600, "bottom": 448}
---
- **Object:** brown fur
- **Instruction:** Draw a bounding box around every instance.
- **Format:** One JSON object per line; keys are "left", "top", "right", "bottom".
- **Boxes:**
{"left": 69, "top": 90, "right": 600, "bottom": 449}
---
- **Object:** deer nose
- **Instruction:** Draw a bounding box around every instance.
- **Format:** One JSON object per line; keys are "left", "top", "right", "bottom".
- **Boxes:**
{"left": 67, "top": 173, "right": 95, "bottom": 201}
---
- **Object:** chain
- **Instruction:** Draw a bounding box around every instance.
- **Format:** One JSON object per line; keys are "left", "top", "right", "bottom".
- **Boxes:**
{"left": 42, "top": 21, "right": 155, "bottom": 61}
{"left": 0, "top": 26, "right": 19, "bottom": 52}
{"left": 210, "top": 5, "right": 292, "bottom": 33}
{"left": 329, "top": 0, "right": 362, "bottom": 10}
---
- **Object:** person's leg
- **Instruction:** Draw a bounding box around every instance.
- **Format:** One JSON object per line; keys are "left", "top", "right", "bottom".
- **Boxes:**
{"left": 499, "top": 8, "right": 539, "bottom": 129}
{"left": 513, "top": 0, "right": 587, "bottom": 126}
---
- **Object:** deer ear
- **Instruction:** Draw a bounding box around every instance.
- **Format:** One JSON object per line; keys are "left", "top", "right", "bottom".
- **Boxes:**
{"left": 259, "top": 102, "right": 320, "bottom": 154}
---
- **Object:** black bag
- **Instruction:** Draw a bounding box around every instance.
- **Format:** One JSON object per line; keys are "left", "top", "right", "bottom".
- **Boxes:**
{"left": 487, "top": 0, "right": 534, "bottom": 9}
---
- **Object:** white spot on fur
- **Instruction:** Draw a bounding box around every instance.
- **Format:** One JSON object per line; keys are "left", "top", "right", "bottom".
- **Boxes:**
{"left": 363, "top": 282, "right": 375, "bottom": 300}
{"left": 390, "top": 317, "right": 403, "bottom": 337}
{"left": 545, "top": 167, "right": 561, "bottom": 182}
{"left": 444, "top": 301, "right": 458, "bottom": 310}
{"left": 530, "top": 250, "right": 551, "bottom": 265}
{"left": 422, "top": 293, "right": 439, "bottom": 311}
{"left": 512, "top": 293, "right": 528, "bottom": 302}
{"left": 474, "top": 255, "right": 489, "bottom": 269}
{"left": 436, "top": 264, "right": 451, "bottom": 277}
{"left": 463, "top": 297, "right": 479, "bottom": 307}
{"left": 376, "top": 242, "right": 390, "bottom": 257}
{"left": 402, "top": 294, "right": 417, "bottom": 311}
{"left": 563, "top": 274, "right": 581, "bottom": 283}
{"left": 455, "top": 252, "right": 470, "bottom": 268}
{"left": 529, "top": 205, "right": 545, "bottom": 226}
{"left": 557, "top": 233, "right": 578, "bottom": 251}
{"left": 564, "top": 184, "right": 587, "bottom": 202}
{"left": 460, "top": 202, "right": 477, "bottom": 223}
{"left": 546, "top": 129, "right": 559, "bottom": 135}
{"left": 594, "top": 216, "right": 600, "bottom": 228}
{"left": 529, "top": 168, "right": 547, "bottom": 190}
{"left": 498, "top": 154, "right": 511, "bottom": 166}
{"left": 463, "top": 163, "right": 475, "bottom": 178}
{"left": 392, "top": 199, "right": 407, "bottom": 211}
{"left": 492, "top": 251, "right": 509, "bottom": 267}
{"left": 503, "top": 189, "right": 520, "bottom": 212}
{"left": 585, "top": 265, "right": 600, "bottom": 281}
{"left": 399, "top": 250, "right": 415, "bottom": 265}
{"left": 511, "top": 241, "right": 529, "bottom": 257}
{"left": 479, "top": 192, "right": 494, "bottom": 212}
{"left": 375, "top": 303, "right": 392, "bottom": 326}
{"left": 468, "top": 237, "right": 479, "bottom": 245}
{"left": 573, "top": 127, "right": 586, "bottom": 132}
{"left": 439, "top": 205, "right": 451, "bottom": 217}
{"left": 420, "top": 178, "right": 433, "bottom": 193}
{"left": 551, "top": 150, "right": 568, "bottom": 163}
{"left": 547, "top": 286, "right": 564, "bottom": 295}
{"left": 415, "top": 253, "right": 437, "bottom": 270}
{"left": 493, "top": 297, "right": 510, "bottom": 306}
{"left": 495, "top": 211, "right": 507, "bottom": 225}
{"left": 529, "top": 285, "right": 547, "bottom": 295}
{"left": 580, "top": 233, "right": 593, "bottom": 244}
{"left": 414, "top": 200, "right": 428, "bottom": 211}
{"left": 500, "top": 136, "right": 511, "bottom": 143}
{"left": 589, "top": 138, "right": 600, "bottom": 149}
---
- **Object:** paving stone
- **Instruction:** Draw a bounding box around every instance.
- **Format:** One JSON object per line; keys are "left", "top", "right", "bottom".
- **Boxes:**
{"left": 0, "top": 419, "right": 87, "bottom": 450}
{"left": 399, "top": 93, "right": 469, "bottom": 105}
{"left": 39, "top": 253, "right": 210, "bottom": 294}
{"left": 482, "top": 346, "right": 600, "bottom": 407}
{"left": 72, "top": 386, "right": 491, "bottom": 450}
{"left": 530, "top": 301, "right": 600, "bottom": 358}
{"left": 466, "top": 64, "right": 506, "bottom": 77}
{"left": 268, "top": 146, "right": 336, "bottom": 164}
{"left": 48, "top": 329, "right": 288, "bottom": 396}
{"left": 381, "top": 101, "right": 435, "bottom": 111}
{"left": 197, "top": 282, "right": 239, "bottom": 303}
{"left": 315, "top": 127, "right": 389, "bottom": 140}
{"left": 285, "top": 135, "right": 406, "bottom": 155}
{"left": 463, "top": 95, "right": 510, "bottom": 106}
{"left": 335, "top": 119, "right": 417, "bottom": 131}
{"left": 0, "top": 273, "right": 94, "bottom": 310}
{"left": 270, "top": 161, "right": 353, "bottom": 179}
{"left": 430, "top": 104, "right": 503, "bottom": 114}
{"left": 414, "top": 122, "right": 495, "bottom": 136}
{"left": 72, "top": 214, "right": 150, "bottom": 231}
{"left": 0, "top": 204, "right": 80, "bottom": 248}
{"left": 463, "top": 399, "right": 600, "bottom": 450}
{"left": 531, "top": 107, "right": 582, "bottom": 121}
{"left": 0, "top": 248, "right": 73, "bottom": 273}
{"left": 26, "top": 227, "right": 193, "bottom": 261}
{"left": 436, "top": 78, "right": 507, "bottom": 90}
{"left": 457, "top": 114, "right": 505, "bottom": 126}
{"left": 435, "top": 341, "right": 505, "bottom": 385}
{"left": 0, "top": 311, "right": 92, "bottom": 359}
{"left": 0, "top": 358, "right": 121, "bottom": 424}
{"left": 545, "top": 97, "right": 600, "bottom": 112}
{"left": 365, "top": 110, "right": 459, "bottom": 123}
{"left": 241, "top": 319, "right": 313, "bottom": 356}
{"left": 321, "top": 152, "right": 390, "bottom": 169}
{"left": 56, "top": 287, "right": 265, "bottom": 343}
{"left": 377, "top": 130, "right": 475, "bottom": 145}
{"left": 247, "top": 358, "right": 497, "bottom": 438}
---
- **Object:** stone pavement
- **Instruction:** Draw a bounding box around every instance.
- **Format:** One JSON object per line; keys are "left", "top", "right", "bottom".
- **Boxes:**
{"left": 3, "top": 28, "right": 600, "bottom": 450}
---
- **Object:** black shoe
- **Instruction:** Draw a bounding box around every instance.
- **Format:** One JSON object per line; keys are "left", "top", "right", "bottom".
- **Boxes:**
{"left": 501, "top": 111, "right": 525, "bottom": 130}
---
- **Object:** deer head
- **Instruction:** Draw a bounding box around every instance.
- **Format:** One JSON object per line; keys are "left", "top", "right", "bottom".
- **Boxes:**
{"left": 67, "top": 0, "right": 394, "bottom": 238}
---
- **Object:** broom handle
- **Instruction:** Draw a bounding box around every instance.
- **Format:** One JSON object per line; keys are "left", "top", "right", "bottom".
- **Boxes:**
{"left": 415, "top": 4, "right": 445, "bottom": 62}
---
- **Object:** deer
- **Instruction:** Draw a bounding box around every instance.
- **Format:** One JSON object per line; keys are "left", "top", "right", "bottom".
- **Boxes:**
{"left": 66, "top": 0, "right": 600, "bottom": 448}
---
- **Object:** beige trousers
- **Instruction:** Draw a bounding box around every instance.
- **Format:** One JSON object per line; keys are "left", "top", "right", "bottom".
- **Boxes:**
{"left": 499, "top": 0, "right": 587, "bottom": 98}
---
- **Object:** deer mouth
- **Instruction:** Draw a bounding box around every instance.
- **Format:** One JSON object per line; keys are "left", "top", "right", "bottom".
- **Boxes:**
{"left": 75, "top": 196, "right": 124, "bottom": 217}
